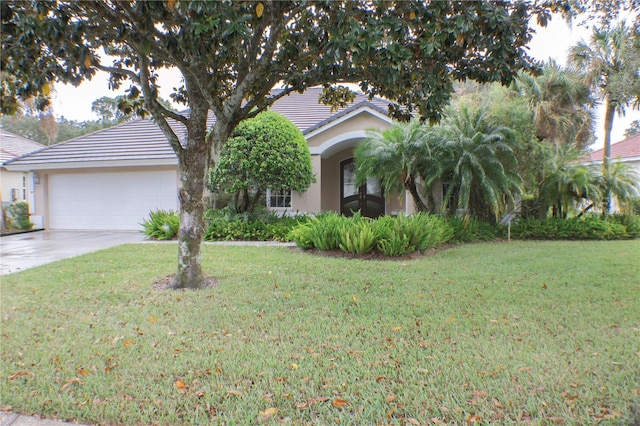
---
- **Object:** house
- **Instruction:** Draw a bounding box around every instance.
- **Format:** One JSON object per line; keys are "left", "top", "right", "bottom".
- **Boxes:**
{"left": 583, "top": 133, "right": 640, "bottom": 174}
{"left": 4, "top": 88, "right": 414, "bottom": 231}
{"left": 1, "top": 130, "right": 46, "bottom": 226}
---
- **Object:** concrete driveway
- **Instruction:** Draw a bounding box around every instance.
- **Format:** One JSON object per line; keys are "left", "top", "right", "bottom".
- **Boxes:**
{"left": 0, "top": 230, "right": 147, "bottom": 275}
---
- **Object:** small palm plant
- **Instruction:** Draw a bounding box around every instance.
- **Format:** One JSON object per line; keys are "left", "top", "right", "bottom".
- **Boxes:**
{"left": 438, "top": 106, "right": 523, "bottom": 222}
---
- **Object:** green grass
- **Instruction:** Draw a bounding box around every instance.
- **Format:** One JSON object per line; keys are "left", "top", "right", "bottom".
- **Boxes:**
{"left": 1, "top": 241, "right": 639, "bottom": 425}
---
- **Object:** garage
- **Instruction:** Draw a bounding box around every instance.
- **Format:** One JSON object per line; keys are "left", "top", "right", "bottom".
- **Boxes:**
{"left": 48, "top": 169, "right": 178, "bottom": 230}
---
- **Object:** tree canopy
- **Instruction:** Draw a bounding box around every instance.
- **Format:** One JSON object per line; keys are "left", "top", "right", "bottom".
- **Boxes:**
{"left": 1, "top": 1, "right": 561, "bottom": 289}
{"left": 209, "top": 111, "right": 314, "bottom": 214}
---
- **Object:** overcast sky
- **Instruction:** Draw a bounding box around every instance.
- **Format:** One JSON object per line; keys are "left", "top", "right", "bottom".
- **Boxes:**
{"left": 51, "top": 15, "right": 638, "bottom": 150}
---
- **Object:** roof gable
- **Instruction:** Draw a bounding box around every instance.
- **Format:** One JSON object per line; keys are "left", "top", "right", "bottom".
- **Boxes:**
{"left": 0, "top": 130, "right": 46, "bottom": 164}
{"left": 5, "top": 87, "right": 393, "bottom": 170}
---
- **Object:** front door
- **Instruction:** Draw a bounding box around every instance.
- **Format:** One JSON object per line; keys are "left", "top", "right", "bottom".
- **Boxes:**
{"left": 340, "top": 158, "right": 385, "bottom": 218}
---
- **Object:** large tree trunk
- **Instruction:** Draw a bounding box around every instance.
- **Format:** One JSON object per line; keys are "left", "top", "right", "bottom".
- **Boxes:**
{"left": 602, "top": 98, "right": 615, "bottom": 166}
{"left": 171, "top": 117, "right": 210, "bottom": 290}
{"left": 601, "top": 97, "right": 615, "bottom": 216}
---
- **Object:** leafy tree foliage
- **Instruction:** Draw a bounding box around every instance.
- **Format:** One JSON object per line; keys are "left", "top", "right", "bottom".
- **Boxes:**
{"left": 209, "top": 111, "right": 314, "bottom": 214}
{"left": 1, "top": 1, "right": 560, "bottom": 289}
{"left": 624, "top": 120, "right": 640, "bottom": 138}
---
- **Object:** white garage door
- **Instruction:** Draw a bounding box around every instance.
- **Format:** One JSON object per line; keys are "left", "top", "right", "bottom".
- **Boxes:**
{"left": 48, "top": 170, "right": 178, "bottom": 230}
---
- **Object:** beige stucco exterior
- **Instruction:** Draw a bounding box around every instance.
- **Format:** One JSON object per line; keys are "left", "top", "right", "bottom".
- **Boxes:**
{"left": 290, "top": 108, "right": 409, "bottom": 216}
{"left": 8, "top": 104, "right": 418, "bottom": 230}
{"left": 0, "top": 169, "right": 29, "bottom": 206}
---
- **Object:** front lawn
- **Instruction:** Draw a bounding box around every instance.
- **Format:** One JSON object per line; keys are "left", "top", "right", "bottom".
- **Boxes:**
{"left": 1, "top": 241, "right": 639, "bottom": 425}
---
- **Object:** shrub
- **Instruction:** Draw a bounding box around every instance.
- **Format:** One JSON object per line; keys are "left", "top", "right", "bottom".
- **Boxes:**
{"left": 140, "top": 209, "right": 179, "bottom": 240}
{"left": 510, "top": 216, "right": 632, "bottom": 240}
{"left": 6, "top": 201, "right": 33, "bottom": 230}
{"left": 447, "top": 216, "right": 498, "bottom": 242}
{"left": 204, "top": 209, "right": 310, "bottom": 241}
{"left": 289, "top": 212, "right": 455, "bottom": 257}
{"left": 338, "top": 214, "right": 376, "bottom": 254}
{"left": 608, "top": 214, "right": 640, "bottom": 239}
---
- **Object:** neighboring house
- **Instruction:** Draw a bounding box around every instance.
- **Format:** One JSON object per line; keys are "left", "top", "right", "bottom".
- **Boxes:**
{"left": 5, "top": 88, "right": 414, "bottom": 231}
{"left": 583, "top": 133, "right": 640, "bottom": 173}
{"left": 0, "top": 130, "right": 46, "bottom": 226}
{"left": 582, "top": 134, "right": 640, "bottom": 212}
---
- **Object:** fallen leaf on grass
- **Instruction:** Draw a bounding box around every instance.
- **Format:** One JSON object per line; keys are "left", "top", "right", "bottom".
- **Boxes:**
{"left": 148, "top": 317, "right": 158, "bottom": 322}
{"left": 467, "top": 414, "right": 482, "bottom": 423}
{"left": 175, "top": 379, "right": 188, "bottom": 390}
{"left": 8, "top": 371, "right": 34, "bottom": 380}
{"left": 332, "top": 397, "right": 348, "bottom": 408}
{"left": 227, "top": 390, "right": 242, "bottom": 397}
{"left": 260, "top": 407, "right": 278, "bottom": 419}
{"left": 123, "top": 340, "right": 135, "bottom": 347}
{"left": 385, "top": 394, "right": 397, "bottom": 403}
{"left": 76, "top": 368, "right": 89, "bottom": 376}
{"left": 61, "top": 377, "right": 83, "bottom": 391}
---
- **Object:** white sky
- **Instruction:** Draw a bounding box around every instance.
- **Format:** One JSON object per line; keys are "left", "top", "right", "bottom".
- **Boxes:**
{"left": 51, "top": 15, "right": 638, "bottom": 150}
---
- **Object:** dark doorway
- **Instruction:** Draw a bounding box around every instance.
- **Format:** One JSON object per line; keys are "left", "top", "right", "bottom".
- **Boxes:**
{"left": 340, "top": 158, "right": 385, "bottom": 218}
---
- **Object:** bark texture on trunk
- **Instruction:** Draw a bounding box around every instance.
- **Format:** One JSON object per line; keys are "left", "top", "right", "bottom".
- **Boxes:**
{"left": 602, "top": 98, "right": 615, "bottom": 165}
{"left": 171, "top": 111, "right": 210, "bottom": 290}
{"left": 602, "top": 98, "right": 615, "bottom": 215}
{"left": 405, "top": 176, "right": 428, "bottom": 213}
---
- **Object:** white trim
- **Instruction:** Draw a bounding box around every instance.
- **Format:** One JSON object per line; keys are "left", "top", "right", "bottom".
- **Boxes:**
{"left": 304, "top": 106, "right": 392, "bottom": 140}
{"left": 4, "top": 158, "right": 179, "bottom": 172}
{"left": 309, "top": 131, "right": 369, "bottom": 158}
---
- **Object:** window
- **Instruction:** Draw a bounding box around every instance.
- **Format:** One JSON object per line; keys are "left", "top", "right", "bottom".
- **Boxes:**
{"left": 267, "top": 188, "right": 292, "bottom": 209}
{"left": 22, "top": 176, "right": 27, "bottom": 200}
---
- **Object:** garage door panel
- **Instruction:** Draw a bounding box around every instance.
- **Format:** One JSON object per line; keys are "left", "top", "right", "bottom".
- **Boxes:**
{"left": 48, "top": 170, "right": 178, "bottom": 230}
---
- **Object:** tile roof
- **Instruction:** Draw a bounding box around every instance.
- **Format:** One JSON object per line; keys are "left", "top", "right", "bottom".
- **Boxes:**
{"left": 0, "top": 130, "right": 46, "bottom": 164}
{"left": 5, "top": 87, "right": 393, "bottom": 169}
{"left": 584, "top": 134, "right": 640, "bottom": 163}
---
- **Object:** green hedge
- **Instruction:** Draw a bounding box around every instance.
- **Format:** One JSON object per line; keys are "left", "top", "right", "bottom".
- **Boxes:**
{"left": 204, "top": 209, "right": 310, "bottom": 242}
{"left": 509, "top": 215, "right": 639, "bottom": 240}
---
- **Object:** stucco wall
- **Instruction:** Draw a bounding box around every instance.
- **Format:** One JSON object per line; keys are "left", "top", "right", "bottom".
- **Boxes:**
{"left": 0, "top": 169, "right": 28, "bottom": 206}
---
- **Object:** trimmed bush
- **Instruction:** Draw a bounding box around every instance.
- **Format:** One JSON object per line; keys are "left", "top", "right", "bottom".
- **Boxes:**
{"left": 141, "top": 209, "right": 179, "bottom": 240}
{"left": 5, "top": 201, "right": 33, "bottom": 230}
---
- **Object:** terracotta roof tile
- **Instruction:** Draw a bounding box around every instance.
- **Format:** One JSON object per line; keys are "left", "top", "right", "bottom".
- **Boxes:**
{"left": 585, "top": 134, "right": 640, "bottom": 162}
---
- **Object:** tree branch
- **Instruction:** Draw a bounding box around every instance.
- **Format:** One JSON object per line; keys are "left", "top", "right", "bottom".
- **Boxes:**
{"left": 138, "top": 54, "right": 185, "bottom": 155}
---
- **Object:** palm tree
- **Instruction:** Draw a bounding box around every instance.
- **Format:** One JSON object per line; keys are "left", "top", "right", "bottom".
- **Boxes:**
{"left": 354, "top": 120, "right": 444, "bottom": 213}
{"left": 439, "top": 106, "right": 522, "bottom": 221}
{"left": 512, "top": 61, "right": 595, "bottom": 149}
{"left": 538, "top": 147, "right": 600, "bottom": 218}
{"left": 568, "top": 22, "right": 640, "bottom": 164}
{"left": 595, "top": 161, "right": 640, "bottom": 215}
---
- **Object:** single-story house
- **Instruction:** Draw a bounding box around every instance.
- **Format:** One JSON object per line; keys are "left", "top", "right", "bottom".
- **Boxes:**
{"left": 1, "top": 130, "right": 46, "bottom": 225}
{"left": 5, "top": 88, "right": 418, "bottom": 231}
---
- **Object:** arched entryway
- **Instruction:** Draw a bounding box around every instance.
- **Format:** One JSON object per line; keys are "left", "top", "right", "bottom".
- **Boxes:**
{"left": 340, "top": 158, "right": 385, "bottom": 218}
